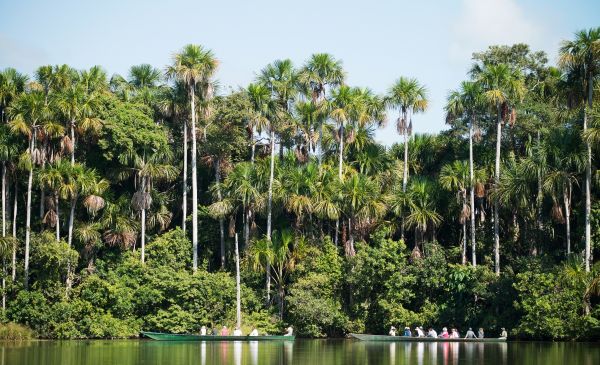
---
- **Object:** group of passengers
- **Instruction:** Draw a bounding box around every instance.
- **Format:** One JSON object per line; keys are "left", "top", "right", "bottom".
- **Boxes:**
{"left": 199, "top": 325, "right": 293, "bottom": 337}
{"left": 389, "top": 326, "right": 508, "bottom": 339}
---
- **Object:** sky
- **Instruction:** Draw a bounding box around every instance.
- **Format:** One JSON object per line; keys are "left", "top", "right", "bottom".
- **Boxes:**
{"left": 1, "top": 0, "right": 598, "bottom": 146}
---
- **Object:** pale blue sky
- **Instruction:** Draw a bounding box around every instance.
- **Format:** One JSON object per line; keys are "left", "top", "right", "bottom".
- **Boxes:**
{"left": 1, "top": 0, "right": 598, "bottom": 145}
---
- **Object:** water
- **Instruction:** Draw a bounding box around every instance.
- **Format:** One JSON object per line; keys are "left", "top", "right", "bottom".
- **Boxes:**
{"left": 2, "top": 339, "right": 600, "bottom": 365}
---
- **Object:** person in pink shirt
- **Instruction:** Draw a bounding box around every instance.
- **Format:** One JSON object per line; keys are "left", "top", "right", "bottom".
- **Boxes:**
{"left": 439, "top": 327, "right": 449, "bottom": 338}
{"left": 220, "top": 326, "right": 230, "bottom": 336}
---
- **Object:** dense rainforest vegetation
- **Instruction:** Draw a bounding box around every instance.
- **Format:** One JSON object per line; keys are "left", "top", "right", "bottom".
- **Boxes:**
{"left": 0, "top": 28, "right": 600, "bottom": 340}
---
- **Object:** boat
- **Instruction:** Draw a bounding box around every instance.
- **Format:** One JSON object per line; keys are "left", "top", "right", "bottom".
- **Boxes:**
{"left": 141, "top": 331, "right": 295, "bottom": 341}
{"left": 350, "top": 333, "right": 506, "bottom": 343}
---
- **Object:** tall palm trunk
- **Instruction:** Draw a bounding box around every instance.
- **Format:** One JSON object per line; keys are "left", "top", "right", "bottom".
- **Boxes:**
{"left": 1, "top": 163, "right": 5, "bottom": 313}
{"left": 12, "top": 179, "right": 17, "bottom": 281}
{"left": 70, "top": 121, "right": 76, "bottom": 165}
{"left": 39, "top": 160, "right": 45, "bottom": 220}
{"left": 250, "top": 126, "right": 256, "bottom": 164}
{"left": 234, "top": 233, "right": 241, "bottom": 328}
{"left": 66, "top": 194, "right": 77, "bottom": 291}
{"left": 564, "top": 184, "right": 571, "bottom": 255}
{"left": 584, "top": 74, "right": 592, "bottom": 272}
{"left": 535, "top": 131, "right": 543, "bottom": 255}
{"left": 1, "top": 162, "right": 5, "bottom": 238}
{"left": 338, "top": 124, "right": 344, "bottom": 180}
{"left": 215, "top": 158, "right": 225, "bottom": 268}
{"left": 494, "top": 103, "right": 502, "bottom": 276}
{"left": 190, "top": 86, "right": 199, "bottom": 272}
{"left": 24, "top": 137, "right": 34, "bottom": 288}
{"left": 55, "top": 194, "right": 60, "bottom": 241}
{"left": 141, "top": 207, "right": 146, "bottom": 264}
{"left": 400, "top": 110, "right": 410, "bottom": 242}
{"left": 182, "top": 121, "right": 187, "bottom": 233}
{"left": 266, "top": 129, "right": 276, "bottom": 303}
{"left": 462, "top": 218, "right": 467, "bottom": 265}
{"left": 469, "top": 118, "right": 476, "bottom": 266}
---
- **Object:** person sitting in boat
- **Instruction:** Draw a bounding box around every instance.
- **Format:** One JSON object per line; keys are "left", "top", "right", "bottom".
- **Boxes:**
{"left": 465, "top": 328, "right": 476, "bottom": 339}
{"left": 439, "top": 327, "right": 449, "bottom": 338}
{"left": 478, "top": 328, "right": 484, "bottom": 339}
{"left": 233, "top": 327, "right": 242, "bottom": 336}
{"left": 200, "top": 326, "right": 207, "bottom": 335}
{"left": 284, "top": 326, "right": 294, "bottom": 336}
{"left": 427, "top": 328, "right": 437, "bottom": 337}
{"left": 220, "top": 326, "right": 230, "bottom": 336}
{"left": 249, "top": 327, "right": 259, "bottom": 336}
{"left": 403, "top": 327, "right": 412, "bottom": 337}
{"left": 499, "top": 328, "right": 508, "bottom": 339}
{"left": 388, "top": 326, "right": 397, "bottom": 336}
{"left": 415, "top": 326, "right": 425, "bottom": 337}
{"left": 450, "top": 328, "right": 459, "bottom": 338}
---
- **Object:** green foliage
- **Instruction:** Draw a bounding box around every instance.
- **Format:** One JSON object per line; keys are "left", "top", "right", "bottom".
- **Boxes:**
{"left": 0, "top": 322, "right": 34, "bottom": 340}
{"left": 514, "top": 267, "right": 586, "bottom": 339}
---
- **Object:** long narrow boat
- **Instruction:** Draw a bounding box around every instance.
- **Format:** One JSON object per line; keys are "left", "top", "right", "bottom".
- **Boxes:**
{"left": 141, "top": 331, "right": 295, "bottom": 341}
{"left": 350, "top": 333, "right": 506, "bottom": 343}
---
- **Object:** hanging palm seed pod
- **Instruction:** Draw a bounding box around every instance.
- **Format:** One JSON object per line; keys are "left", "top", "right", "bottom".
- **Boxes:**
{"left": 473, "top": 127, "right": 482, "bottom": 143}
{"left": 551, "top": 202, "right": 565, "bottom": 224}
{"left": 347, "top": 129, "right": 356, "bottom": 144}
{"left": 250, "top": 219, "right": 257, "bottom": 233}
{"left": 501, "top": 102, "right": 509, "bottom": 122}
{"left": 459, "top": 203, "right": 470, "bottom": 225}
{"left": 475, "top": 182, "right": 485, "bottom": 198}
{"left": 228, "top": 216, "right": 236, "bottom": 238}
{"left": 396, "top": 117, "right": 406, "bottom": 134}
{"left": 45, "top": 196, "right": 56, "bottom": 210}
{"left": 43, "top": 209, "right": 57, "bottom": 227}
{"left": 509, "top": 109, "right": 517, "bottom": 126}
{"left": 410, "top": 245, "right": 422, "bottom": 262}
{"left": 84, "top": 195, "right": 106, "bottom": 215}
{"left": 61, "top": 135, "right": 73, "bottom": 154}
{"left": 132, "top": 191, "right": 152, "bottom": 211}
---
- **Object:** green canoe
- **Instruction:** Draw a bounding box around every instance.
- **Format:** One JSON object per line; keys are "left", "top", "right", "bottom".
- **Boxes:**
{"left": 350, "top": 333, "right": 506, "bottom": 343}
{"left": 141, "top": 331, "right": 295, "bottom": 341}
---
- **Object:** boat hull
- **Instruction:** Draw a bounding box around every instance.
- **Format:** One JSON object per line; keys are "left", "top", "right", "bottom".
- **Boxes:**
{"left": 349, "top": 333, "right": 506, "bottom": 343}
{"left": 141, "top": 331, "right": 295, "bottom": 341}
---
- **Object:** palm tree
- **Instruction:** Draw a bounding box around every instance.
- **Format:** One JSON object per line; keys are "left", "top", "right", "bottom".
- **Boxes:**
{"left": 445, "top": 81, "right": 485, "bottom": 266}
{"left": 8, "top": 91, "right": 52, "bottom": 287}
{"left": 59, "top": 163, "right": 107, "bottom": 290}
{"left": 247, "top": 229, "right": 307, "bottom": 318}
{"left": 166, "top": 44, "right": 218, "bottom": 272}
{"left": 299, "top": 54, "right": 345, "bottom": 165}
{"left": 440, "top": 161, "right": 470, "bottom": 264}
{"left": 543, "top": 128, "right": 586, "bottom": 255}
{"left": 338, "top": 171, "right": 387, "bottom": 256}
{"left": 385, "top": 77, "right": 428, "bottom": 239}
{"left": 119, "top": 150, "right": 178, "bottom": 264}
{"left": 477, "top": 64, "right": 525, "bottom": 275}
{"left": 404, "top": 178, "right": 443, "bottom": 253}
{"left": 56, "top": 84, "right": 103, "bottom": 166}
{"left": 559, "top": 27, "right": 600, "bottom": 272}
{"left": 39, "top": 160, "right": 69, "bottom": 241}
{"left": 0, "top": 68, "right": 28, "bottom": 122}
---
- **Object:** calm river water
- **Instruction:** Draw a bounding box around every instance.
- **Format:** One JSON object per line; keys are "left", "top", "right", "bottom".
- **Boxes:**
{"left": 2, "top": 339, "right": 600, "bottom": 365}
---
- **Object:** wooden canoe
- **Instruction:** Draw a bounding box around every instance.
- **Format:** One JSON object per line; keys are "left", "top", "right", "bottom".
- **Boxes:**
{"left": 141, "top": 331, "right": 295, "bottom": 341}
{"left": 350, "top": 333, "right": 506, "bottom": 343}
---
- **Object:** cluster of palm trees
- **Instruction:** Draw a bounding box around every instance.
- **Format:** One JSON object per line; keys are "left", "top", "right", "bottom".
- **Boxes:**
{"left": 0, "top": 28, "right": 598, "bottom": 318}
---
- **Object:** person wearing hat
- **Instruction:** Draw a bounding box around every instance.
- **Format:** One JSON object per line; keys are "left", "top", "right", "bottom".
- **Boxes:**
{"left": 389, "top": 326, "right": 397, "bottom": 336}
{"left": 465, "top": 327, "right": 476, "bottom": 339}
{"left": 415, "top": 326, "right": 425, "bottom": 337}
{"left": 403, "top": 327, "right": 412, "bottom": 337}
{"left": 499, "top": 328, "right": 508, "bottom": 339}
{"left": 478, "top": 328, "right": 484, "bottom": 338}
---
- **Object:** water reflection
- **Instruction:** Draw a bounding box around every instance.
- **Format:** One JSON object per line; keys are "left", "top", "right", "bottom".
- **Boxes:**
{"left": 1, "top": 339, "right": 599, "bottom": 365}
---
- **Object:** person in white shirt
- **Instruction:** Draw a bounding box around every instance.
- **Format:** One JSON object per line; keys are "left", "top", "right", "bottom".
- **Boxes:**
{"left": 427, "top": 328, "right": 438, "bottom": 338}
{"left": 284, "top": 326, "right": 294, "bottom": 336}
{"left": 200, "top": 326, "right": 207, "bottom": 335}
{"left": 450, "top": 328, "right": 459, "bottom": 338}
{"left": 415, "top": 326, "right": 425, "bottom": 337}
{"left": 233, "top": 327, "right": 243, "bottom": 336}
{"left": 249, "top": 327, "right": 259, "bottom": 336}
{"left": 388, "top": 326, "right": 397, "bottom": 336}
